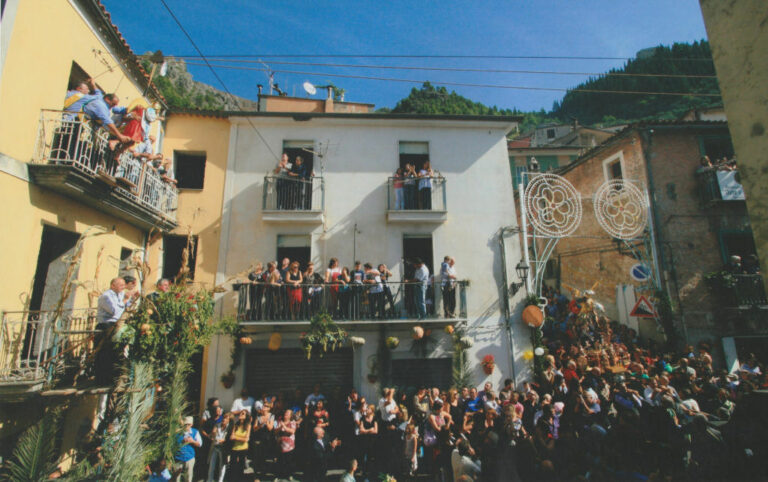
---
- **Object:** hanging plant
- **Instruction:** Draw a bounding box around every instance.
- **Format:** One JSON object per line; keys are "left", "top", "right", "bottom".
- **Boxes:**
{"left": 410, "top": 329, "right": 435, "bottom": 357}
{"left": 350, "top": 336, "right": 366, "bottom": 348}
{"left": 300, "top": 311, "right": 347, "bottom": 359}
{"left": 220, "top": 371, "right": 235, "bottom": 388}
{"left": 385, "top": 336, "right": 400, "bottom": 349}
{"left": 482, "top": 354, "right": 496, "bottom": 375}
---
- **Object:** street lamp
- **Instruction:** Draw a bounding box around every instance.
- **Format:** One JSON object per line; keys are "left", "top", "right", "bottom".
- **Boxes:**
{"left": 509, "top": 260, "right": 529, "bottom": 296}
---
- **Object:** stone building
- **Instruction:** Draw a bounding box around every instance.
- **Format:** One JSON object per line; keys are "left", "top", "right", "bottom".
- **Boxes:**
{"left": 553, "top": 120, "right": 766, "bottom": 368}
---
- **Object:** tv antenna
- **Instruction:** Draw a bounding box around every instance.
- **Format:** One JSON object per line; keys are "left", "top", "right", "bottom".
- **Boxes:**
{"left": 258, "top": 60, "right": 274, "bottom": 94}
{"left": 303, "top": 81, "right": 317, "bottom": 97}
{"left": 301, "top": 140, "right": 331, "bottom": 175}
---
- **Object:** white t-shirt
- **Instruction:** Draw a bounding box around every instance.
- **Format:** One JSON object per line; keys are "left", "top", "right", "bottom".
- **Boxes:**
{"left": 379, "top": 398, "right": 397, "bottom": 422}
{"left": 231, "top": 397, "right": 255, "bottom": 414}
{"left": 414, "top": 265, "right": 430, "bottom": 285}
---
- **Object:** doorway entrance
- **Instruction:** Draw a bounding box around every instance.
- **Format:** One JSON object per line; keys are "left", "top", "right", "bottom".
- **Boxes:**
{"left": 402, "top": 235, "right": 434, "bottom": 316}
{"left": 276, "top": 235, "right": 311, "bottom": 271}
{"left": 29, "top": 225, "right": 80, "bottom": 312}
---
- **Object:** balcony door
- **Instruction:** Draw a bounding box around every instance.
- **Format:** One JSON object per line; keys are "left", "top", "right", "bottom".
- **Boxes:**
{"left": 277, "top": 235, "right": 311, "bottom": 271}
{"left": 402, "top": 235, "right": 435, "bottom": 316}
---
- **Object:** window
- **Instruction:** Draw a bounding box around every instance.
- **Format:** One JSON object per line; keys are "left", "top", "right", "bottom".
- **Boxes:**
{"left": 67, "top": 61, "right": 93, "bottom": 91}
{"left": 399, "top": 141, "right": 429, "bottom": 171}
{"left": 282, "top": 140, "right": 314, "bottom": 173}
{"left": 602, "top": 152, "right": 624, "bottom": 181}
{"left": 163, "top": 235, "right": 198, "bottom": 280}
{"left": 547, "top": 128, "right": 556, "bottom": 139}
{"left": 719, "top": 230, "right": 757, "bottom": 264}
{"left": 174, "top": 151, "right": 206, "bottom": 189}
{"left": 119, "top": 247, "right": 133, "bottom": 276}
{"left": 700, "top": 135, "right": 734, "bottom": 161}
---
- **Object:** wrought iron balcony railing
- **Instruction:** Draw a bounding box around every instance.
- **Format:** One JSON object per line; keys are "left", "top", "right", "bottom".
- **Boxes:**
{"left": 233, "top": 280, "right": 468, "bottom": 322}
{"left": 387, "top": 176, "right": 446, "bottom": 211}
{"left": 727, "top": 274, "right": 768, "bottom": 307}
{"left": 31, "top": 110, "right": 178, "bottom": 225}
{"left": 0, "top": 308, "right": 99, "bottom": 390}
{"left": 263, "top": 175, "right": 324, "bottom": 212}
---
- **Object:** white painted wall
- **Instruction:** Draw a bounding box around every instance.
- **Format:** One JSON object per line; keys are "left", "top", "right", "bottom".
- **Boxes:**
{"left": 205, "top": 116, "right": 531, "bottom": 407}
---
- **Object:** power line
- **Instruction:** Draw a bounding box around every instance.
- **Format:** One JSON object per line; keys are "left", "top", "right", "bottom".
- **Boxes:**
{"left": 183, "top": 61, "right": 722, "bottom": 98}
{"left": 157, "top": 0, "right": 280, "bottom": 161}
{"left": 168, "top": 57, "right": 717, "bottom": 79}
{"left": 172, "top": 53, "right": 714, "bottom": 62}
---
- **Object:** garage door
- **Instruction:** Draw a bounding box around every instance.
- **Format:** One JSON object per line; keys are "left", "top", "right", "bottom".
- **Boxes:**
{"left": 391, "top": 357, "right": 453, "bottom": 390}
{"left": 245, "top": 348, "right": 353, "bottom": 395}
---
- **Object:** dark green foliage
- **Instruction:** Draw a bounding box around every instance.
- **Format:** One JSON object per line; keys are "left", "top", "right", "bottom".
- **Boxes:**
{"left": 4, "top": 408, "right": 61, "bottom": 481}
{"left": 552, "top": 41, "right": 721, "bottom": 125}
{"left": 391, "top": 82, "right": 521, "bottom": 116}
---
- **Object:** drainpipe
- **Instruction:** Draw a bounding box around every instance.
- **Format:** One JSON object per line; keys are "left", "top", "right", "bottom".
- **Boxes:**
{"left": 499, "top": 226, "right": 520, "bottom": 384}
{"left": 640, "top": 129, "right": 688, "bottom": 346}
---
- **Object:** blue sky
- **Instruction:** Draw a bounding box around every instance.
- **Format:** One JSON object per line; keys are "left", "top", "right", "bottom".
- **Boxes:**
{"left": 102, "top": 0, "right": 708, "bottom": 112}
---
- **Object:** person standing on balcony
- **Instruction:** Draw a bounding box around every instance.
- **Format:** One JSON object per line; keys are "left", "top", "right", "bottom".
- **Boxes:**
{"left": 95, "top": 277, "right": 137, "bottom": 385}
{"left": 404, "top": 163, "right": 418, "bottom": 209}
{"left": 279, "top": 257, "right": 291, "bottom": 319}
{"left": 411, "top": 258, "right": 430, "bottom": 320}
{"left": 351, "top": 261, "right": 365, "bottom": 319}
{"left": 265, "top": 262, "right": 282, "bottom": 320}
{"left": 289, "top": 155, "right": 309, "bottom": 210}
{"left": 274, "top": 153, "right": 290, "bottom": 210}
{"left": 364, "top": 263, "right": 384, "bottom": 319}
{"left": 440, "top": 256, "right": 457, "bottom": 318}
{"left": 286, "top": 261, "right": 304, "bottom": 320}
{"left": 325, "top": 258, "right": 342, "bottom": 317}
{"left": 393, "top": 167, "right": 405, "bottom": 210}
{"left": 418, "top": 161, "right": 434, "bottom": 210}
{"left": 378, "top": 263, "right": 396, "bottom": 318}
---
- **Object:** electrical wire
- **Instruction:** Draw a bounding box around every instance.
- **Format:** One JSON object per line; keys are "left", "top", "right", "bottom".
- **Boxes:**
{"left": 183, "top": 61, "right": 722, "bottom": 98}
{"left": 157, "top": 0, "right": 280, "bottom": 161}
{"left": 172, "top": 53, "right": 715, "bottom": 62}
{"left": 169, "top": 57, "right": 717, "bottom": 79}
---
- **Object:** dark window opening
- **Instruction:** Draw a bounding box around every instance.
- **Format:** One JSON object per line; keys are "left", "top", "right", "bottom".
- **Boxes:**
{"left": 276, "top": 247, "right": 311, "bottom": 272}
{"left": 547, "top": 128, "right": 556, "bottom": 139}
{"left": 174, "top": 152, "right": 206, "bottom": 190}
{"left": 702, "top": 136, "right": 735, "bottom": 162}
{"left": 163, "top": 235, "right": 198, "bottom": 281}
{"left": 282, "top": 141, "right": 314, "bottom": 173}
{"left": 608, "top": 160, "right": 623, "bottom": 180}
{"left": 403, "top": 235, "right": 435, "bottom": 316}
{"left": 720, "top": 231, "right": 757, "bottom": 264}
{"left": 399, "top": 141, "right": 430, "bottom": 171}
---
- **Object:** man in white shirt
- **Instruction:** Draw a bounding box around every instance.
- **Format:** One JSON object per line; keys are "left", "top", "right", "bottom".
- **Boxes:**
{"left": 452, "top": 440, "right": 481, "bottom": 480}
{"left": 378, "top": 388, "right": 398, "bottom": 423}
{"left": 231, "top": 388, "right": 255, "bottom": 415}
{"left": 95, "top": 277, "right": 136, "bottom": 385}
{"left": 411, "top": 258, "right": 430, "bottom": 320}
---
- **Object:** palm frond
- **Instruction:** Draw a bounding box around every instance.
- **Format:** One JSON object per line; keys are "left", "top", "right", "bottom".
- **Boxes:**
{"left": 159, "top": 359, "right": 190, "bottom": 462}
{"left": 104, "top": 362, "right": 155, "bottom": 481}
{"left": 4, "top": 408, "right": 61, "bottom": 481}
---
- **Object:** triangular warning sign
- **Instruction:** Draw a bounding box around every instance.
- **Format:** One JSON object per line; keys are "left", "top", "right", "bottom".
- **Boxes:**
{"left": 630, "top": 295, "right": 658, "bottom": 318}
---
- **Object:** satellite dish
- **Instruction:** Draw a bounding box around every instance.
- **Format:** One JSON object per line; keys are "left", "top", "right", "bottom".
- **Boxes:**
{"left": 303, "top": 81, "right": 317, "bottom": 96}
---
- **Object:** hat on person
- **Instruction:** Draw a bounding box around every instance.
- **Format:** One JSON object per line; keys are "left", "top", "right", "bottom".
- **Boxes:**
{"left": 183, "top": 416, "right": 194, "bottom": 425}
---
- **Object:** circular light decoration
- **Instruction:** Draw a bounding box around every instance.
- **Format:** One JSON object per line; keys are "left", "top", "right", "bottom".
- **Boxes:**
{"left": 524, "top": 173, "right": 583, "bottom": 237}
{"left": 593, "top": 180, "right": 648, "bottom": 239}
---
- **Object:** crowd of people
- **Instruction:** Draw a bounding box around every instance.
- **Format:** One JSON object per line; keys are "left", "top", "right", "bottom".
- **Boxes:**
{"left": 392, "top": 161, "right": 438, "bottom": 210}
{"left": 169, "top": 282, "right": 767, "bottom": 482}
{"left": 57, "top": 77, "right": 176, "bottom": 190}
{"left": 697, "top": 155, "right": 738, "bottom": 173}
{"left": 240, "top": 256, "right": 459, "bottom": 322}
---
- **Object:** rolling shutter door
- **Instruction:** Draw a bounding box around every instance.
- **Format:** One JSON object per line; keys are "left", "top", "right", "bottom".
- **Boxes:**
{"left": 391, "top": 358, "right": 453, "bottom": 390}
{"left": 245, "top": 348, "right": 353, "bottom": 394}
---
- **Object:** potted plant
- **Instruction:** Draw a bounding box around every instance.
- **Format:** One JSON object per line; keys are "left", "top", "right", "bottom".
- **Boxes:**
{"left": 385, "top": 336, "right": 400, "bottom": 349}
{"left": 482, "top": 354, "right": 495, "bottom": 375}
{"left": 220, "top": 371, "right": 235, "bottom": 388}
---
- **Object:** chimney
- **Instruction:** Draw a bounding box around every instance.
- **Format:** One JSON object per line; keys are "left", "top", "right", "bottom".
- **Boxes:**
{"left": 324, "top": 86, "right": 334, "bottom": 113}
{"left": 257, "top": 84, "right": 263, "bottom": 96}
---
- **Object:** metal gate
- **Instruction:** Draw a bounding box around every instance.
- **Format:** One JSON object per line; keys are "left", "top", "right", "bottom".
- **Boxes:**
{"left": 245, "top": 348, "right": 353, "bottom": 395}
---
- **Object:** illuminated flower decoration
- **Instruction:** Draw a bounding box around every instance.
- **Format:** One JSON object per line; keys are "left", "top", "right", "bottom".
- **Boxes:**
{"left": 593, "top": 180, "right": 648, "bottom": 239}
{"left": 524, "top": 173, "right": 582, "bottom": 237}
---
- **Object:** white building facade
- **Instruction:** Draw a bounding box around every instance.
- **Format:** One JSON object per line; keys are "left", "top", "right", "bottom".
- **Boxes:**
{"left": 203, "top": 112, "right": 532, "bottom": 406}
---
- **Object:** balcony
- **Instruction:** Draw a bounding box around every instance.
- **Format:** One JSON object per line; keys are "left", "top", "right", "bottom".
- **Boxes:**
{"left": 232, "top": 280, "right": 468, "bottom": 328}
{"left": 27, "top": 110, "right": 178, "bottom": 231}
{"left": 262, "top": 175, "right": 324, "bottom": 223}
{"left": 386, "top": 176, "right": 447, "bottom": 223}
{"left": 697, "top": 168, "right": 746, "bottom": 204}
{"left": 0, "top": 308, "right": 99, "bottom": 400}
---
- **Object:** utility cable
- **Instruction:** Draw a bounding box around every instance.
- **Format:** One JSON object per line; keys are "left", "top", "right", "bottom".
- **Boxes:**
{"left": 172, "top": 53, "right": 715, "bottom": 62}
{"left": 157, "top": 0, "right": 280, "bottom": 161}
{"left": 170, "top": 57, "right": 717, "bottom": 79}
{"left": 183, "top": 61, "right": 721, "bottom": 98}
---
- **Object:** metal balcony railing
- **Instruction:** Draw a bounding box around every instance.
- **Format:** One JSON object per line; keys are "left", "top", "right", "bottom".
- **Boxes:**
{"left": 727, "top": 274, "right": 768, "bottom": 307}
{"left": 233, "top": 280, "right": 468, "bottom": 322}
{"left": 263, "top": 175, "right": 324, "bottom": 211}
{"left": 32, "top": 110, "right": 178, "bottom": 220}
{"left": 387, "top": 176, "right": 446, "bottom": 211}
{"left": 0, "top": 308, "right": 99, "bottom": 386}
